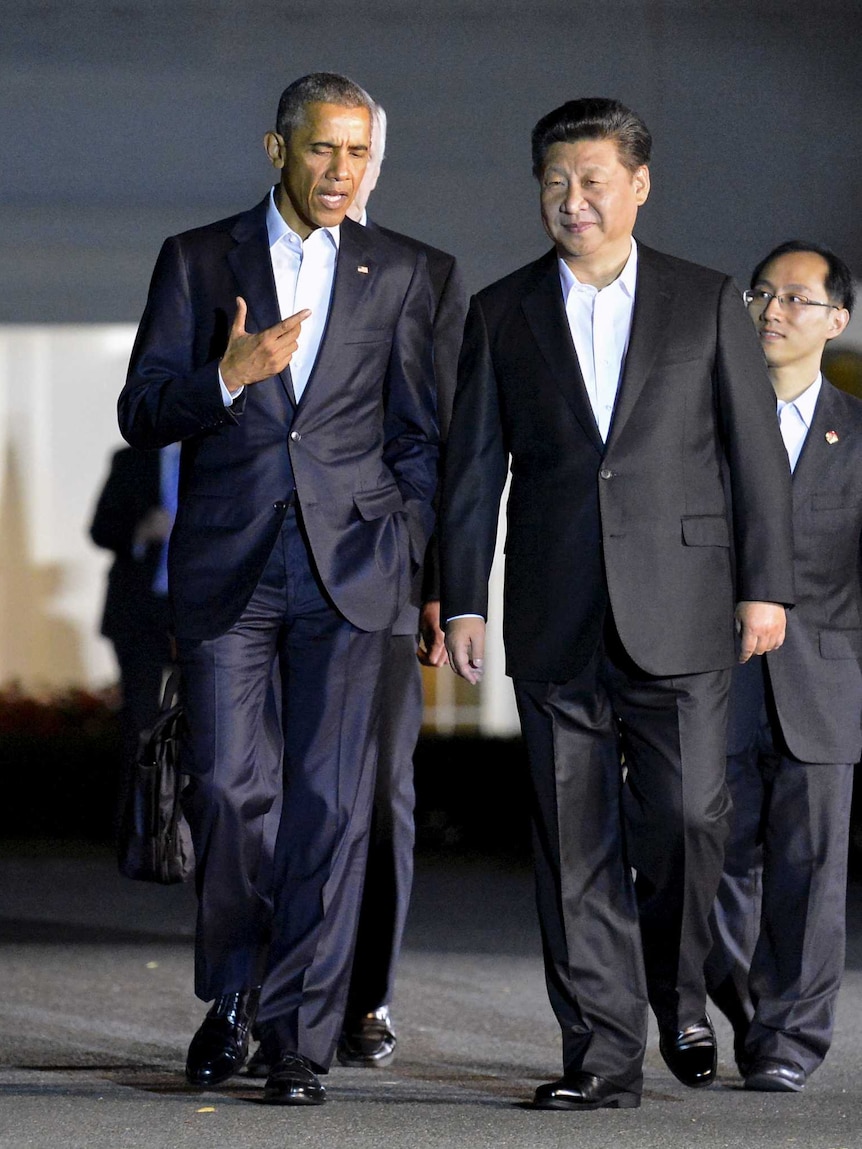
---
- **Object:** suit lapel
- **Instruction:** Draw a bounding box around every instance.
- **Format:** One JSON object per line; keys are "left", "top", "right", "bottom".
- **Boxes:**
{"left": 605, "top": 245, "right": 673, "bottom": 448}
{"left": 296, "top": 218, "right": 372, "bottom": 412}
{"left": 521, "top": 251, "right": 604, "bottom": 453}
{"left": 228, "top": 197, "right": 297, "bottom": 406}
{"left": 791, "top": 380, "right": 840, "bottom": 493}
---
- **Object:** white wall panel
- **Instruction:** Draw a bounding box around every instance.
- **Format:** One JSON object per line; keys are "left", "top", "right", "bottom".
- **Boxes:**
{"left": 0, "top": 326, "right": 134, "bottom": 690}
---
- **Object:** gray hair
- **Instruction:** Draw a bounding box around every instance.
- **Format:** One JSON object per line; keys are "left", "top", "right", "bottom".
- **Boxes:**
{"left": 369, "top": 100, "right": 387, "bottom": 165}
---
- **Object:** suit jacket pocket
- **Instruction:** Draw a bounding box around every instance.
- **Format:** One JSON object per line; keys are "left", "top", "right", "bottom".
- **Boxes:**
{"left": 342, "top": 327, "right": 391, "bottom": 345}
{"left": 820, "top": 628, "right": 862, "bottom": 659}
{"left": 652, "top": 350, "right": 704, "bottom": 368}
{"left": 812, "top": 492, "right": 853, "bottom": 512}
{"left": 354, "top": 484, "right": 406, "bottom": 520}
{"left": 681, "top": 515, "right": 730, "bottom": 547}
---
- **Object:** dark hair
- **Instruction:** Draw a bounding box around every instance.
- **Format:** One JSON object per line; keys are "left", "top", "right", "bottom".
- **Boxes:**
{"left": 275, "top": 72, "right": 372, "bottom": 144}
{"left": 531, "top": 98, "right": 651, "bottom": 178}
{"left": 751, "top": 240, "right": 855, "bottom": 315}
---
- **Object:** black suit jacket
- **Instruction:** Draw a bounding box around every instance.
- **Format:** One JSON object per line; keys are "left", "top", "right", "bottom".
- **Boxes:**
{"left": 441, "top": 243, "right": 795, "bottom": 681}
{"left": 728, "top": 379, "right": 862, "bottom": 764}
{"left": 89, "top": 446, "right": 165, "bottom": 640}
{"left": 368, "top": 221, "right": 467, "bottom": 632}
{"left": 118, "top": 198, "right": 439, "bottom": 644}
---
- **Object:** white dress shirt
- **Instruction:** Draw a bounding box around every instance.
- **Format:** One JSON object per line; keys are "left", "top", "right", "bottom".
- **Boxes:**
{"left": 777, "top": 373, "right": 822, "bottom": 473}
{"left": 447, "top": 242, "right": 640, "bottom": 624}
{"left": 558, "top": 240, "right": 638, "bottom": 442}
{"left": 220, "top": 189, "right": 339, "bottom": 404}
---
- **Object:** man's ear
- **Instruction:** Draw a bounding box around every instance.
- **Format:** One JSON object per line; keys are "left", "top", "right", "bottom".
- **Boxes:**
{"left": 633, "top": 164, "right": 650, "bottom": 206}
{"left": 264, "top": 131, "right": 286, "bottom": 171}
{"left": 826, "top": 307, "right": 851, "bottom": 342}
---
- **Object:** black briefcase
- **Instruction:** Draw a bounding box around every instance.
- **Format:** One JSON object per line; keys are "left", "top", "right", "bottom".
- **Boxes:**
{"left": 117, "top": 668, "right": 195, "bottom": 884}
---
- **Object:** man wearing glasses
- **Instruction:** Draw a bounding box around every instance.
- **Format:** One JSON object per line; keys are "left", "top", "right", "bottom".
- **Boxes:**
{"left": 706, "top": 241, "right": 859, "bottom": 1093}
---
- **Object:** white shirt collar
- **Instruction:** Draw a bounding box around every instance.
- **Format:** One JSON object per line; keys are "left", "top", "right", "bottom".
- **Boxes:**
{"left": 777, "top": 372, "right": 822, "bottom": 429}
{"left": 265, "top": 187, "right": 340, "bottom": 250}
{"left": 559, "top": 238, "right": 638, "bottom": 299}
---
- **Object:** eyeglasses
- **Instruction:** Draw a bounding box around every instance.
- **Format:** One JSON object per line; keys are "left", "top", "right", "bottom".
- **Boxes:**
{"left": 743, "top": 288, "right": 839, "bottom": 313}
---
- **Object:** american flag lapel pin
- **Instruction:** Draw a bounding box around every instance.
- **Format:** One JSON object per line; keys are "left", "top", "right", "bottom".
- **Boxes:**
{"left": 825, "top": 430, "right": 839, "bottom": 444}
{"left": 357, "top": 265, "right": 369, "bottom": 274}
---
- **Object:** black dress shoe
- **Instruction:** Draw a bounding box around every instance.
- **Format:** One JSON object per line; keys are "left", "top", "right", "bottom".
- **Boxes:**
{"left": 185, "top": 988, "right": 260, "bottom": 1087}
{"left": 659, "top": 1015, "right": 717, "bottom": 1088}
{"left": 264, "top": 1053, "right": 326, "bottom": 1105}
{"left": 243, "top": 1043, "right": 270, "bottom": 1079}
{"left": 743, "top": 1057, "right": 806, "bottom": 1092}
{"left": 532, "top": 1071, "right": 641, "bottom": 1110}
{"left": 336, "top": 1007, "right": 397, "bottom": 1067}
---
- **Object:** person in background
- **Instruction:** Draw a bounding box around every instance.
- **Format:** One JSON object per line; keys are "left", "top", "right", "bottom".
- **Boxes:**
{"left": 245, "top": 94, "right": 467, "bottom": 1077}
{"left": 89, "top": 442, "right": 179, "bottom": 830}
{"left": 706, "top": 241, "right": 859, "bottom": 1093}
{"left": 338, "top": 97, "right": 466, "bottom": 1069}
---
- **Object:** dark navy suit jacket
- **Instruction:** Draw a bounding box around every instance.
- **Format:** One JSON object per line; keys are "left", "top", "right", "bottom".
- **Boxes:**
{"left": 368, "top": 221, "right": 467, "bottom": 635}
{"left": 118, "top": 198, "right": 439, "bottom": 644}
{"left": 89, "top": 445, "right": 165, "bottom": 640}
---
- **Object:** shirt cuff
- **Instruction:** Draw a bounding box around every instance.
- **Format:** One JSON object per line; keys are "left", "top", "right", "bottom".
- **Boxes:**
{"left": 218, "top": 366, "right": 243, "bottom": 406}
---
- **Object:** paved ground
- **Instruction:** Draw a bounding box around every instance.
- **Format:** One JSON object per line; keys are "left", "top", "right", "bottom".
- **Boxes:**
{"left": 1, "top": 844, "right": 861, "bottom": 1148}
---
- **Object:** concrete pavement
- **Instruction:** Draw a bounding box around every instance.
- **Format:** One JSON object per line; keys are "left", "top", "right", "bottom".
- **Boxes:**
{"left": 1, "top": 845, "right": 861, "bottom": 1148}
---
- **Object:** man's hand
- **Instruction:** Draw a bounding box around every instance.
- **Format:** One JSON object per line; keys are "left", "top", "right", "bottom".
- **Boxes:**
{"left": 445, "top": 616, "right": 485, "bottom": 684}
{"left": 417, "top": 600, "right": 447, "bottom": 667}
{"left": 735, "top": 600, "right": 786, "bottom": 663}
{"left": 220, "top": 296, "right": 311, "bottom": 393}
{"left": 133, "top": 507, "right": 173, "bottom": 549}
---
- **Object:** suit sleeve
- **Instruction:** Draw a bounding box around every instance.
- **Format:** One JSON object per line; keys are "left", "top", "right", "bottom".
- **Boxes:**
{"left": 382, "top": 250, "right": 440, "bottom": 570}
{"left": 420, "top": 256, "right": 468, "bottom": 603}
{"left": 118, "top": 236, "right": 240, "bottom": 450}
{"left": 715, "top": 276, "right": 795, "bottom": 605}
{"left": 439, "top": 294, "right": 509, "bottom": 622}
{"left": 429, "top": 257, "right": 468, "bottom": 443}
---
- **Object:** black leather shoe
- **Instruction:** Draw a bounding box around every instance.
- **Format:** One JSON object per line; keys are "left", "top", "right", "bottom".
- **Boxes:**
{"left": 743, "top": 1057, "right": 806, "bottom": 1092}
{"left": 185, "top": 988, "right": 260, "bottom": 1087}
{"left": 264, "top": 1053, "right": 326, "bottom": 1105}
{"left": 659, "top": 1015, "right": 717, "bottom": 1088}
{"left": 532, "top": 1072, "right": 641, "bottom": 1110}
{"left": 243, "top": 1043, "right": 270, "bottom": 1079}
{"left": 336, "top": 1007, "right": 397, "bottom": 1067}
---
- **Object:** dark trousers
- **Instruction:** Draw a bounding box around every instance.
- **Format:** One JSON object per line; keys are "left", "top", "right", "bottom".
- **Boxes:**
{"left": 514, "top": 629, "right": 731, "bottom": 1090}
{"left": 706, "top": 660, "right": 854, "bottom": 1073}
{"left": 110, "top": 597, "right": 172, "bottom": 836}
{"left": 178, "top": 510, "right": 388, "bottom": 1071}
{"left": 346, "top": 633, "right": 422, "bottom": 1017}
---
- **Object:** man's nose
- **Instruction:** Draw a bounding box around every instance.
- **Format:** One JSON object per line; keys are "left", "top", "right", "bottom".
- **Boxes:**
{"left": 327, "top": 149, "right": 350, "bottom": 180}
{"left": 562, "top": 188, "right": 589, "bottom": 213}
{"left": 762, "top": 295, "right": 783, "bottom": 320}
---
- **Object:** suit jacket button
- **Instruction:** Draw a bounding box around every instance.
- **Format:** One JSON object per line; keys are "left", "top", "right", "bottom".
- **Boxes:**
{"left": 600, "top": 468, "right": 614, "bottom": 479}
{"left": 290, "top": 431, "right": 301, "bottom": 442}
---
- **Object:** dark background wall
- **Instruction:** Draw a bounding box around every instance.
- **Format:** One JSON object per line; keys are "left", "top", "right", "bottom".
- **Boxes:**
{"left": 3, "top": 0, "right": 860, "bottom": 323}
